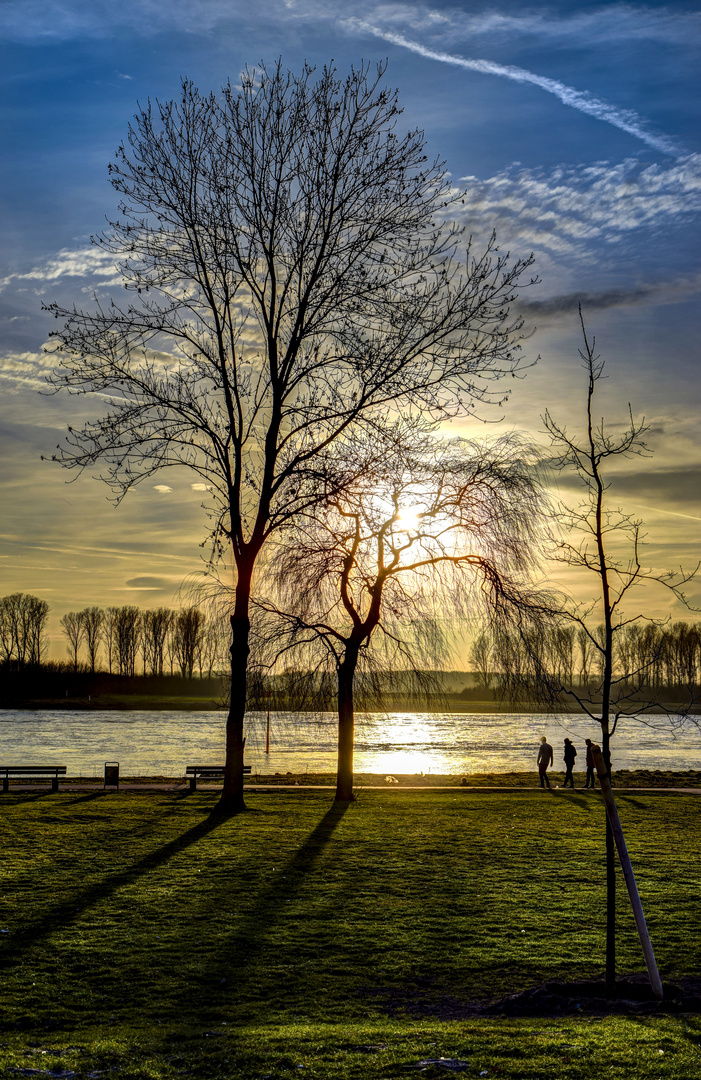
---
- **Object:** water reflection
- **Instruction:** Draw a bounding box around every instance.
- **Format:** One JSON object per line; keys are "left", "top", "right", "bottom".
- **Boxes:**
{"left": 0, "top": 708, "right": 698, "bottom": 777}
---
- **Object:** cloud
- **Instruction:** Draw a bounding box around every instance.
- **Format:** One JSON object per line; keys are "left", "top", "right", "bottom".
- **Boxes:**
{"left": 0, "top": 536, "right": 199, "bottom": 565}
{"left": 0, "top": 349, "right": 54, "bottom": 394}
{"left": 455, "top": 155, "right": 701, "bottom": 262}
{"left": 5, "top": 0, "right": 700, "bottom": 51}
{"left": 517, "top": 274, "right": 701, "bottom": 322}
{"left": 124, "top": 575, "right": 171, "bottom": 589}
{"left": 554, "top": 466, "right": 701, "bottom": 508}
{"left": 154, "top": 485, "right": 173, "bottom": 494}
{"left": 331, "top": 3, "right": 701, "bottom": 47}
{"left": 191, "top": 482, "right": 212, "bottom": 491}
{"left": 344, "top": 20, "right": 680, "bottom": 156}
{"left": 0, "top": 248, "right": 118, "bottom": 293}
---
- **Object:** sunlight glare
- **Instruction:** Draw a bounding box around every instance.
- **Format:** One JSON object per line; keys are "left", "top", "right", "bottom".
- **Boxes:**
{"left": 396, "top": 505, "right": 422, "bottom": 532}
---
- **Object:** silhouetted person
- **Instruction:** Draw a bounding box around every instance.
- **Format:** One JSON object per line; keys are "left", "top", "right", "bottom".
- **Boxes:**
{"left": 584, "top": 738, "right": 596, "bottom": 788}
{"left": 563, "top": 737, "right": 577, "bottom": 787}
{"left": 537, "top": 735, "right": 553, "bottom": 788}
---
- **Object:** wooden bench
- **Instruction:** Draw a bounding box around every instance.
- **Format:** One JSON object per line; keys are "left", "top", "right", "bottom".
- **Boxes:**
{"left": 1, "top": 766, "right": 67, "bottom": 793}
{"left": 185, "top": 765, "right": 251, "bottom": 791}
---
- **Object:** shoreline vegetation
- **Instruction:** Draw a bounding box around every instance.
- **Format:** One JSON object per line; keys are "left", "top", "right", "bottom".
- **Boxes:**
{"left": 2, "top": 669, "right": 699, "bottom": 714}
{"left": 3, "top": 695, "right": 699, "bottom": 714}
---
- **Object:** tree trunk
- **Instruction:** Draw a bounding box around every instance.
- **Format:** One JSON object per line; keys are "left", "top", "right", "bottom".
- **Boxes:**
{"left": 336, "top": 647, "right": 359, "bottom": 802}
{"left": 219, "top": 568, "right": 253, "bottom": 813}
{"left": 601, "top": 723, "right": 616, "bottom": 994}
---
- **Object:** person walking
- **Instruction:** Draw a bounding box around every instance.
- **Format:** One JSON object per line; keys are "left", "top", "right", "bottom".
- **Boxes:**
{"left": 537, "top": 735, "right": 554, "bottom": 788}
{"left": 584, "top": 738, "right": 597, "bottom": 788}
{"left": 563, "top": 738, "right": 577, "bottom": 787}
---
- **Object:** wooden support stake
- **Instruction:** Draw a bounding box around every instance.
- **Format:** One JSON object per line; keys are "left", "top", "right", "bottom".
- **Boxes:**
{"left": 592, "top": 745, "right": 664, "bottom": 999}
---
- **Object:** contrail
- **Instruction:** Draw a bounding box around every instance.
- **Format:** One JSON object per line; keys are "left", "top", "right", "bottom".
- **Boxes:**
{"left": 348, "top": 21, "right": 680, "bottom": 157}
{"left": 633, "top": 504, "right": 701, "bottom": 524}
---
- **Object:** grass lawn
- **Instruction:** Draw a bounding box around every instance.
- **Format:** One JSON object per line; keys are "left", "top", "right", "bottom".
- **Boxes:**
{"left": 0, "top": 788, "right": 700, "bottom": 1078}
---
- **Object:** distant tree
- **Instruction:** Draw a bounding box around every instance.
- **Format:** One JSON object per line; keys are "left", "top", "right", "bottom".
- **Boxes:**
{"left": 577, "top": 625, "right": 594, "bottom": 685}
{"left": 199, "top": 614, "right": 230, "bottom": 678}
{"left": 173, "top": 607, "right": 204, "bottom": 679}
{"left": 45, "top": 61, "right": 536, "bottom": 811}
{"left": 79, "top": 606, "right": 104, "bottom": 673}
{"left": 60, "top": 611, "right": 84, "bottom": 673}
{"left": 258, "top": 429, "right": 551, "bottom": 800}
{"left": 103, "top": 607, "right": 118, "bottom": 674}
{"left": 0, "top": 593, "right": 50, "bottom": 668}
{"left": 114, "top": 605, "right": 141, "bottom": 677}
{"left": 469, "top": 631, "right": 493, "bottom": 691}
{"left": 142, "top": 607, "right": 173, "bottom": 676}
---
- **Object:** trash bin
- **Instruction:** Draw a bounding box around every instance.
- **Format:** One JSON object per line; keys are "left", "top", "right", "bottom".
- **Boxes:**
{"left": 104, "top": 761, "right": 120, "bottom": 788}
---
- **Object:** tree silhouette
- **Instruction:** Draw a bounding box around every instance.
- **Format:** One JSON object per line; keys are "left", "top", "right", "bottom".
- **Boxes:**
{"left": 257, "top": 427, "right": 550, "bottom": 800}
{"left": 45, "top": 61, "right": 536, "bottom": 810}
{"left": 538, "top": 308, "right": 696, "bottom": 993}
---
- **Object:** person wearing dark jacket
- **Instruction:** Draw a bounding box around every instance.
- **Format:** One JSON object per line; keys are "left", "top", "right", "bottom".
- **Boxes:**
{"left": 584, "top": 738, "right": 597, "bottom": 788}
{"left": 563, "top": 738, "right": 577, "bottom": 787}
{"left": 537, "top": 736, "right": 554, "bottom": 788}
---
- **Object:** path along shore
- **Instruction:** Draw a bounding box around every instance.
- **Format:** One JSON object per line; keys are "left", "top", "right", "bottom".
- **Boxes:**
{"left": 2, "top": 770, "right": 700, "bottom": 794}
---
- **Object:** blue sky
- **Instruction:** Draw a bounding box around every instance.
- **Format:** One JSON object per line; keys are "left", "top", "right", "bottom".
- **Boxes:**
{"left": 1, "top": 1, "right": 700, "bottom": 656}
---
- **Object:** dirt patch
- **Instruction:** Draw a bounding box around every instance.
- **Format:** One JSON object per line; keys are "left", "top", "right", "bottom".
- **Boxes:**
{"left": 488, "top": 976, "right": 701, "bottom": 1016}
{"left": 362, "top": 976, "right": 701, "bottom": 1020}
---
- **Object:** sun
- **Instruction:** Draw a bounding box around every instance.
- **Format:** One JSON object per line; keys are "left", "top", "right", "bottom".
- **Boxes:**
{"left": 395, "top": 505, "right": 422, "bottom": 532}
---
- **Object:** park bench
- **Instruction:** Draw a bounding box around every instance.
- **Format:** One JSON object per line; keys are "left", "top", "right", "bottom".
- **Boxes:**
{"left": 1, "top": 766, "right": 67, "bottom": 793}
{"left": 185, "top": 765, "right": 251, "bottom": 791}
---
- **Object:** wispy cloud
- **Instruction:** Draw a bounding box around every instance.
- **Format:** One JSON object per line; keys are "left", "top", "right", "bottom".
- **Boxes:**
{"left": 0, "top": 248, "right": 118, "bottom": 293}
{"left": 328, "top": 3, "right": 701, "bottom": 47}
{"left": 0, "top": 350, "right": 54, "bottom": 394}
{"left": 455, "top": 155, "right": 701, "bottom": 260}
{"left": 6, "top": 1, "right": 700, "bottom": 50}
{"left": 343, "top": 19, "right": 680, "bottom": 156}
{"left": 0, "top": 535, "right": 199, "bottom": 565}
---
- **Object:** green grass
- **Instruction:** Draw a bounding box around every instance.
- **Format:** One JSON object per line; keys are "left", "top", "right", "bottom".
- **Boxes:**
{"left": 1, "top": 789, "right": 700, "bottom": 1078}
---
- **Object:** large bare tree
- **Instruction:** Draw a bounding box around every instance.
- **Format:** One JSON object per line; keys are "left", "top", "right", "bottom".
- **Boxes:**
{"left": 45, "top": 60, "right": 536, "bottom": 811}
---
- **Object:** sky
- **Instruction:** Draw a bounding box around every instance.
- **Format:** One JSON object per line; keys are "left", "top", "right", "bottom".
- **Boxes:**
{"left": 1, "top": 0, "right": 700, "bottom": 659}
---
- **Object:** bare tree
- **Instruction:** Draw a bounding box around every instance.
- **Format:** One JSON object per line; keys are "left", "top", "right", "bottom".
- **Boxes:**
{"left": 0, "top": 594, "right": 50, "bottom": 668}
{"left": 142, "top": 607, "right": 173, "bottom": 676}
{"left": 45, "top": 61, "right": 536, "bottom": 811}
{"left": 541, "top": 308, "right": 697, "bottom": 993}
{"left": 173, "top": 607, "right": 204, "bottom": 679}
{"left": 257, "top": 428, "right": 551, "bottom": 800}
{"left": 103, "top": 607, "right": 119, "bottom": 674}
{"left": 199, "top": 613, "right": 230, "bottom": 678}
{"left": 114, "top": 605, "right": 141, "bottom": 677}
{"left": 60, "top": 611, "right": 84, "bottom": 672}
{"left": 469, "top": 631, "right": 493, "bottom": 691}
{"left": 79, "top": 606, "right": 104, "bottom": 673}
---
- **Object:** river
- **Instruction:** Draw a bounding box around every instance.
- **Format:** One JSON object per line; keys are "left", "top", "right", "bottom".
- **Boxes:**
{"left": 0, "top": 708, "right": 699, "bottom": 777}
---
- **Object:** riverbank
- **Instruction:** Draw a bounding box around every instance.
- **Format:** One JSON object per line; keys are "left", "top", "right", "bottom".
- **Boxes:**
{"left": 4, "top": 769, "right": 701, "bottom": 789}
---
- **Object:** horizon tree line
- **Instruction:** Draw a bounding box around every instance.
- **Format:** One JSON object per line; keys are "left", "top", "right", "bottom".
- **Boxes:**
{"left": 470, "top": 619, "right": 701, "bottom": 698}
{"left": 0, "top": 595, "right": 229, "bottom": 679}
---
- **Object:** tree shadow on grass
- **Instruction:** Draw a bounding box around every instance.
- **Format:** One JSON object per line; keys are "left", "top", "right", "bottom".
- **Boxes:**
{"left": 63, "top": 791, "right": 109, "bottom": 805}
{"left": 0, "top": 807, "right": 229, "bottom": 971}
{"left": 617, "top": 794, "right": 651, "bottom": 809}
{"left": 553, "top": 791, "right": 594, "bottom": 810}
{"left": 210, "top": 800, "right": 350, "bottom": 988}
{"left": 2, "top": 791, "right": 57, "bottom": 804}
